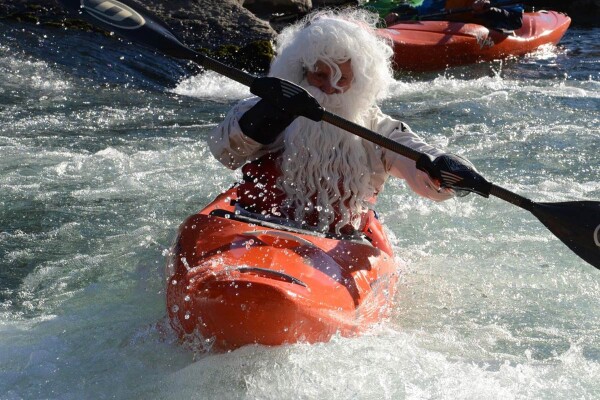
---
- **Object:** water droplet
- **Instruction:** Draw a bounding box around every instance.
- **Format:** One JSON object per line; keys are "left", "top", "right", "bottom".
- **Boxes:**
{"left": 181, "top": 257, "right": 190, "bottom": 270}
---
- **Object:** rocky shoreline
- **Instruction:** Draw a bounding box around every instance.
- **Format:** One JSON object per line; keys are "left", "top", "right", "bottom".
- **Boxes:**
{"left": 0, "top": 0, "right": 278, "bottom": 72}
{"left": 0, "top": 0, "right": 598, "bottom": 73}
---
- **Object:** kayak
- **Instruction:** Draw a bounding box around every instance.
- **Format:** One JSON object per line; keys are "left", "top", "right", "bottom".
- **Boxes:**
{"left": 166, "top": 188, "right": 399, "bottom": 351}
{"left": 379, "top": 10, "right": 571, "bottom": 71}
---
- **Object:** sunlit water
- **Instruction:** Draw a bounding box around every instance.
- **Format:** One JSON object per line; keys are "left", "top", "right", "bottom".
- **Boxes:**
{"left": 1, "top": 21, "right": 599, "bottom": 399}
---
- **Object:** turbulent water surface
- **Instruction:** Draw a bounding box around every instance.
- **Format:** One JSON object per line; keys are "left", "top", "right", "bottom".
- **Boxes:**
{"left": 1, "top": 20, "right": 599, "bottom": 399}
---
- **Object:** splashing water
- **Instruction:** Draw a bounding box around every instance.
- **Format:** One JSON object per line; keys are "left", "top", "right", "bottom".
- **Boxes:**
{"left": 1, "top": 21, "right": 599, "bottom": 399}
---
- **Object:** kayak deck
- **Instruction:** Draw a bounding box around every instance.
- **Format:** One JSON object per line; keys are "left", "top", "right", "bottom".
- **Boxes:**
{"left": 166, "top": 190, "right": 399, "bottom": 351}
{"left": 380, "top": 10, "right": 571, "bottom": 71}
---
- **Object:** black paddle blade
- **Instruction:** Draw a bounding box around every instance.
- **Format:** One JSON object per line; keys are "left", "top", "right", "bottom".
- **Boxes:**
{"left": 530, "top": 201, "right": 600, "bottom": 269}
{"left": 59, "top": 0, "right": 197, "bottom": 60}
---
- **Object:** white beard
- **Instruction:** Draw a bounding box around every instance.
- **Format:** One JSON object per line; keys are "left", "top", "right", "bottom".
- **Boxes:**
{"left": 277, "top": 81, "right": 375, "bottom": 233}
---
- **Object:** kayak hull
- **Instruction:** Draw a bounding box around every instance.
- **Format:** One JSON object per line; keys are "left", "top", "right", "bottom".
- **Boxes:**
{"left": 166, "top": 189, "right": 399, "bottom": 351}
{"left": 380, "top": 11, "right": 571, "bottom": 71}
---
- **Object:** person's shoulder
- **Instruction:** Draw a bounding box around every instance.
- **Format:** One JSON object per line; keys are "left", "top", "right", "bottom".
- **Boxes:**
{"left": 366, "top": 104, "right": 385, "bottom": 118}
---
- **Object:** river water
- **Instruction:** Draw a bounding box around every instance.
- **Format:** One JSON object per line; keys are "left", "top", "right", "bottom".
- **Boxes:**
{"left": 1, "top": 19, "right": 599, "bottom": 399}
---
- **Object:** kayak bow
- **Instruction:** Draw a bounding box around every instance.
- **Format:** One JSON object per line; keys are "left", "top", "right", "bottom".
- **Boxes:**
{"left": 166, "top": 189, "right": 399, "bottom": 351}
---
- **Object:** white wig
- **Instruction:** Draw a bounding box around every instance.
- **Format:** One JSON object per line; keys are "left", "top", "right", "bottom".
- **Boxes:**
{"left": 269, "top": 9, "right": 395, "bottom": 104}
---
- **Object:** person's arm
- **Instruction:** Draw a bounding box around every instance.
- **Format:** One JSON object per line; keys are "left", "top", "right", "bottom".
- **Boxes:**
{"left": 374, "top": 110, "right": 455, "bottom": 201}
{"left": 208, "top": 97, "right": 264, "bottom": 170}
{"left": 210, "top": 76, "right": 318, "bottom": 169}
{"left": 375, "top": 109, "right": 489, "bottom": 200}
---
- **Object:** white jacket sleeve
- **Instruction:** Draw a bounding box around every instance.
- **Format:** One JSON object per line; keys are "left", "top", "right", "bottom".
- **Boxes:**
{"left": 373, "top": 108, "right": 454, "bottom": 201}
{"left": 208, "top": 97, "right": 266, "bottom": 170}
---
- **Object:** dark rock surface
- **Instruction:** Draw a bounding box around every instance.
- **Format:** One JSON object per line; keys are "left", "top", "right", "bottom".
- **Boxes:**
{"left": 0, "top": 0, "right": 277, "bottom": 47}
{"left": 0, "top": 0, "right": 278, "bottom": 72}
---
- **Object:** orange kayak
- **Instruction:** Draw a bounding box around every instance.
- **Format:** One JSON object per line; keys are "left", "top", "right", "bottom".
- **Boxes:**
{"left": 379, "top": 10, "right": 571, "bottom": 71}
{"left": 166, "top": 188, "right": 399, "bottom": 351}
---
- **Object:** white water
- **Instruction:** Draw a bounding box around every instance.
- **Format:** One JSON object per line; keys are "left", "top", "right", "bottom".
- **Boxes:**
{"left": 1, "top": 22, "right": 599, "bottom": 399}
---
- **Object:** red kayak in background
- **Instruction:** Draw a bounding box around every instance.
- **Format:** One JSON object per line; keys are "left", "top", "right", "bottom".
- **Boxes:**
{"left": 166, "top": 188, "right": 399, "bottom": 351}
{"left": 379, "top": 10, "right": 571, "bottom": 71}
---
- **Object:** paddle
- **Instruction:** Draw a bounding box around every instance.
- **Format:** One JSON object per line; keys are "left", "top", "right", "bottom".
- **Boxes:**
{"left": 58, "top": 0, "right": 600, "bottom": 270}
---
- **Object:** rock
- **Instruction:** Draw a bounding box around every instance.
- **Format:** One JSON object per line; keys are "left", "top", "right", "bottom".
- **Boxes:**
{"left": 243, "top": 0, "right": 313, "bottom": 15}
{"left": 0, "top": 0, "right": 277, "bottom": 48}
{"left": 137, "top": 0, "right": 277, "bottom": 49}
{"left": 0, "top": 0, "right": 278, "bottom": 72}
{"left": 313, "top": 0, "right": 358, "bottom": 6}
{"left": 0, "top": 1, "right": 65, "bottom": 25}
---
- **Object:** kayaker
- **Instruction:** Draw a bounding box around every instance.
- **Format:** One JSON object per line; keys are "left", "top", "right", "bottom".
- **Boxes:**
{"left": 443, "top": 0, "right": 523, "bottom": 31}
{"left": 209, "top": 9, "right": 488, "bottom": 235}
{"left": 385, "top": 0, "right": 523, "bottom": 32}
